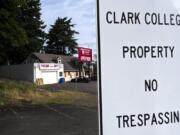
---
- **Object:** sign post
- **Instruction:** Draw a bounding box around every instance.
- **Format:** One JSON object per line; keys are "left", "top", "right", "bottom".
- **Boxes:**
{"left": 97, "top": 0, "right": 180, "bottom": 135}
{"left": 78, "top": 47, "right": 92, "bottom": 77}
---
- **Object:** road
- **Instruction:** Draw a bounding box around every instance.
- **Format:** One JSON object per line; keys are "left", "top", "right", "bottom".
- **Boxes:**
{"left": 44, "top": 81, "right": 98, "bottom": 95}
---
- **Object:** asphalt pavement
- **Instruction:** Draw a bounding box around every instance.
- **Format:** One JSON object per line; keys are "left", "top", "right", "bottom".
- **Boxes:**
{"left": 0, "top": 105, "right": 98, "bottom": 135}
{"left": 44, "top": 81, "right": 98, "bottom": 95}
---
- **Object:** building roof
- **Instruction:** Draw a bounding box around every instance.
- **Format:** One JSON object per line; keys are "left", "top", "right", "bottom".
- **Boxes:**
{"left": 32, "top": 53, "right": 79, "bottom": 71}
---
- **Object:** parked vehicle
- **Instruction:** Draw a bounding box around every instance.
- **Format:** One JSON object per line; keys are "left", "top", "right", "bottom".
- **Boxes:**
{"left": 71, "top": 77, "right": 91, "bottom": 83}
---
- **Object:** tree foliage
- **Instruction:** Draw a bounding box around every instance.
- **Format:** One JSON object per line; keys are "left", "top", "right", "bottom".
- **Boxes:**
{"left": 0, "top": 0, "right": 27, "bottom": 64}
{"left": 12, "top": 0, "right": 46, "bottom": 64}
{"left": 46, "top": 17, "right": 79, "bottom": 56}
{"left": 14, "top": 0, "right": 45, "bottom": 62}
{"left": 0, "top": 0, "right": 46, "bottom": 65}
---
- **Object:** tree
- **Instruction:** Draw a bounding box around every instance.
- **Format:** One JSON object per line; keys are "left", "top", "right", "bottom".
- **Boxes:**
{"left": 0, "top": 0, "right": 27, "bottom": 64}
{"left": 13, "top": 0, "right": 46, "bottom": 64}
{"left": 0, "top": 0, "right": 46, "bottom": 65}
{"left": 46, "top": 17, "right": 79, "bottom": 55}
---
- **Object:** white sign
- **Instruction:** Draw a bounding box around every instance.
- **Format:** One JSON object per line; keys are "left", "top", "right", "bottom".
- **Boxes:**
{"left": 97, "top": 0, "right": 180, "bottom": 135}
{"left": 39, "top": 63, "right": 61, "bottom": 70}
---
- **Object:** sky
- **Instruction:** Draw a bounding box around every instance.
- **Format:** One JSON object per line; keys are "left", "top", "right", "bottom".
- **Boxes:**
{"left": 40, "top": 0, "right": 97, "bottom": 53}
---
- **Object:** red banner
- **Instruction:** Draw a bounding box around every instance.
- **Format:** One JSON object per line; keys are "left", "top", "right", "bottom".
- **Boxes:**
{"left": 78, "top": 47, "right": 92, "bottom": 63}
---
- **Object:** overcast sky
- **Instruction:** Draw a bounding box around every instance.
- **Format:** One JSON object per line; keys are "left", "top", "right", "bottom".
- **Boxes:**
{"left": 41, "top": 0, "right": 97, "bottom": 53}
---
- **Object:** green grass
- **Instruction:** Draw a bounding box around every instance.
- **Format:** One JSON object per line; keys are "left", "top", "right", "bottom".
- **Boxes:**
{"left": 0, "top": 79, "right": 97, "bottom": 107}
